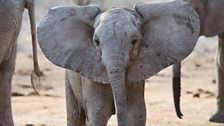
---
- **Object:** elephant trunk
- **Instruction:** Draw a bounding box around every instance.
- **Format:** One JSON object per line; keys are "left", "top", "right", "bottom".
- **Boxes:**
{"left": 108, "top": 71, "right": 127, "bottom": 126}
{"left": 103, "top": 48, "right": 128, "bottom": 126}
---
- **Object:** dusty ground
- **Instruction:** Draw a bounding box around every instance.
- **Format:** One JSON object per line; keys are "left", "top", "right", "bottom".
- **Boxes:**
{"left": 10, "top": 0, "right": 224, "bottom": 126}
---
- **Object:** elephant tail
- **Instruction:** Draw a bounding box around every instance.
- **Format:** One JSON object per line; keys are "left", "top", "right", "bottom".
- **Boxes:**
{"left": 25, "top": 0, "right": 44, "bottom": 94}
{"left": 172, "top": 62, "right": 183, "bottom": 119}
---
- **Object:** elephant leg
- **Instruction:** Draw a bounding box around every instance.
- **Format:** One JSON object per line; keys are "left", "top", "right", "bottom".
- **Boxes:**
{"left": 65, "top": 71, "right": 85, "bottom": 126}
{"left": 210, "top": 33, "right": 224, "bottom": 123}
{"left": 83, "top": 80, "right": 114, "bottom": 126}
{"left": 0, "top": 45, "right": 16, "bottom": 126}
{"left": 126, "top": 81, "right": 146, "bottom": 126}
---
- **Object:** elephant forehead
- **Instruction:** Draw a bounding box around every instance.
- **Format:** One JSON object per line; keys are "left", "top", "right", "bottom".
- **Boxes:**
{"left": 95, "top": 20, "right": 138, "bottom": 41}
{"left": 95, "top": 9, "right": 140, "bottom": 37}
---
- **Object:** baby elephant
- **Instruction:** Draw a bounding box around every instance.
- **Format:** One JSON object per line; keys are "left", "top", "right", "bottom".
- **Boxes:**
{"left": 38, "top": 0, "right": 200, "bottom": 126}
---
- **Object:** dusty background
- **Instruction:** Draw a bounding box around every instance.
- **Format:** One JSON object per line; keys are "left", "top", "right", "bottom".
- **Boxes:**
{"left": 12, "top": 0, "right": 223, "bottom": 126}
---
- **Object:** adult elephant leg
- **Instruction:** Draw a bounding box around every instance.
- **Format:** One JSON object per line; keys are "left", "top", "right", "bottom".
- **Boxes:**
{"left": 65, "top": 71, "right": 85, "bottom": 126}
{"left": 0, "top": 45, "right": 17, "bottom": 126}
{"left": 126, "top": 81, "right": 146, "bottom": 126}
{"left": 210, "top": 33, "right": 224, "bottom": 123}
{"left": 83, "top": 79, "right": 114, "bottom": 126}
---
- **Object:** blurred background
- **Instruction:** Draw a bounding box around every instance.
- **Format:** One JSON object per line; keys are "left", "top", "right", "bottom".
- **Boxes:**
{"left": 13, "top": 0, "right": 219, "bottom": 126}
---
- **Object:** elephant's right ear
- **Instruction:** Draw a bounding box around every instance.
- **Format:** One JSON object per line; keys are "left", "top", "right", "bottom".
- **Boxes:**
{"left": 127, "top": 0, "right": 200, "bottom": 81}
{"left": 38, "top": 6, "right": 109, "bottom": 83}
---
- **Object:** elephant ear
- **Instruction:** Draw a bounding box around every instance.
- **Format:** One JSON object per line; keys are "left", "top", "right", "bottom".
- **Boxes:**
{"left": 127, "top": 0, "right": 200, "bottom": 81}
{"left": 38, "top": 6, "right": 110, "bottom": 83}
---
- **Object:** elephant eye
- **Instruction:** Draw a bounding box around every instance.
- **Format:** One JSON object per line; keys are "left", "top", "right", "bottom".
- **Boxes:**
{"left": 131, "top": 38, "right": 138, "bottom": 46}
{"left": 94, "top": 39, "right": 100, "bottom": 47}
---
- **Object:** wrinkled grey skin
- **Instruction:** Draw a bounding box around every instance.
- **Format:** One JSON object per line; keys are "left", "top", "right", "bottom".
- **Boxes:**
{"left": 38, "top": 1, "right": 200, "bottom": 125}
{"left": 0, "top": 0, "right": 42, "bottom": 125}
{"left": 172, "top": 0, "right": 224, "bottom": 123}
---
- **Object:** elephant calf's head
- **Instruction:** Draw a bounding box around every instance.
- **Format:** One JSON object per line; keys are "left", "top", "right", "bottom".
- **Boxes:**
{"left": 92, "top": 9, "right": 142, "bottom": 74}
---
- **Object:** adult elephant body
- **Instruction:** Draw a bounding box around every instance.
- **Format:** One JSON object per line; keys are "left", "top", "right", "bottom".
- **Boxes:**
{"left": 0, "top": 0, "right": 23, "bottom": 63}
{"left": 0, "top": 0, "right": 41, "bottom": 125}
{"left": 38, "top": 0, "right": 200, "bottom": 125}
{"left": 173, "top": 0, "right": 224, "bottom": 123}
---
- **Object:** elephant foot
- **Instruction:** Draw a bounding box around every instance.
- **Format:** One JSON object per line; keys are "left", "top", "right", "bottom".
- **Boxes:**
{"left": 209, "top": 111, "right": 224, "bottom": 123}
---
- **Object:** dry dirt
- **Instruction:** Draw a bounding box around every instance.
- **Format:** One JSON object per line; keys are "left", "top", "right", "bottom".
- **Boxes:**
{"left": 11, "top": 0, "right": 224, "bottom": 126}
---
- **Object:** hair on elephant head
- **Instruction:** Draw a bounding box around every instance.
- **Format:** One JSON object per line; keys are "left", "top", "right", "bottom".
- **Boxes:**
{"left": 38, "top": 1, "right": 200, "bottom": 125}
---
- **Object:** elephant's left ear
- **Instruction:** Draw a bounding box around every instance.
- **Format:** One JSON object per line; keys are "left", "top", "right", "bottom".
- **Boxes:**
{"left": 127, "top": 0, "right": 200, "bottom": 81}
